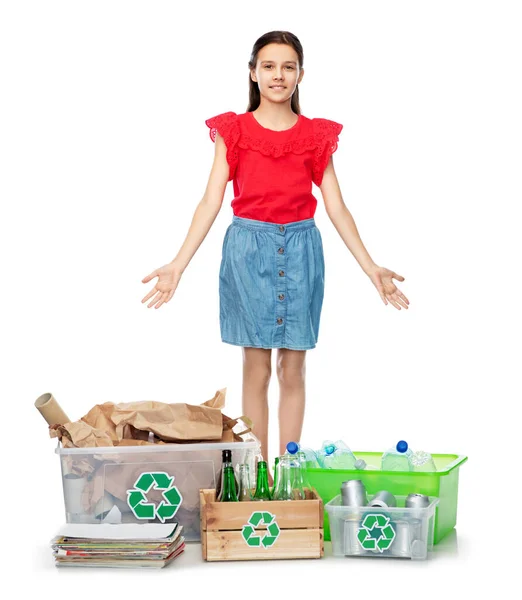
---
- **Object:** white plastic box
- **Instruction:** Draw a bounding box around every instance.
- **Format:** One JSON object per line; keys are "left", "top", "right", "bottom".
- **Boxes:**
{"left": 325, "top": 494, "right": 439, "bottom": 560}
{"left": 56, "top": 430, "right": 260, "bottom": 542}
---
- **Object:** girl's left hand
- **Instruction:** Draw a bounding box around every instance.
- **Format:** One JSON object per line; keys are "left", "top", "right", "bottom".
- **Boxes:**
{"left": 366, "top": 265, "right": 410, "bottom": 310}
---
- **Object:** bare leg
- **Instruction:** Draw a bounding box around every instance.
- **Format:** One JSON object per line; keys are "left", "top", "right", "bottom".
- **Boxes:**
{"left": 242, "top": 346, "right": 273, "bottom": 486}
{"left": 276, "top": 348, "right": 307, "bottom": 455}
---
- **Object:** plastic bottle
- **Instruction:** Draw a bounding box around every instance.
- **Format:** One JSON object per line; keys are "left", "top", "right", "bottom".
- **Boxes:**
{"left": 316, "top": 440, "right": 357, "bottom": 469}
{"left": 381, "top": 440, "right": 413, "bottom": 471}
{"left": 354, "top": 458, "right": 379, "bottom": 471}
{"left": 316, "top": 440, "right": 335, "bottom": 467}
{"left": 409, "top": 450, "right": 437, "bottom": 472}
{"left": 285, "top": 441, "right": 320, "bottom": 468}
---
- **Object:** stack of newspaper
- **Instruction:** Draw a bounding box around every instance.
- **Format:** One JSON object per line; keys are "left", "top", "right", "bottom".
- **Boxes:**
{"left": 51, "top": 523, "right": 185, "bottom": 568}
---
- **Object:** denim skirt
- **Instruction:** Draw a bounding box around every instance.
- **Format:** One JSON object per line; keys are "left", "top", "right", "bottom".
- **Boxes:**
{"left": 219, "top": 215, "right": 325, "bottom": 350}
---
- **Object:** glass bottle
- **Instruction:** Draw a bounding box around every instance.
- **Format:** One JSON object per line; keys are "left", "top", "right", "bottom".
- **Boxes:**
{"left": 220, "top": 466, "right": 238, "bottom": 502}
{"left": 296, "top": 451, "right": 312, "bottom": 494}
{"left": 272, "top": 457, "right": 280, "bottom": 494}
{"left": 237, "top": 464, "right": 254, "bottom": 501}
{"left": 285, "top": 442, "right": 310, "bottom": 497}
{"left": 273, "top": 453, "right": 305, "bottom": 501}
{"left": 253, "top": 461, "right": 272, "bottom": 501}
{"left": 216, "top": 449, "right": 238, "bottom": 500}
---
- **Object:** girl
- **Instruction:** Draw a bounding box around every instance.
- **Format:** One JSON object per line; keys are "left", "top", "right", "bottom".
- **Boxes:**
{"left": 141, "top": 31, "right": 409, "bottom": 484}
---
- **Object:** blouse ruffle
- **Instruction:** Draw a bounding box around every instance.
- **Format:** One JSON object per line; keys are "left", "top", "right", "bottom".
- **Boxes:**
{"left": 205, "top": 111, "right": 241, "bottom": 181}
{"left": 311, "top": 118, "right": 343, "bottom": 186}
{"left": 205, "top": 111, "right": 343, "bottom": 185}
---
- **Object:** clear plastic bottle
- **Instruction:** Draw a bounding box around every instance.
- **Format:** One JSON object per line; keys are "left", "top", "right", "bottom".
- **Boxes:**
{"left": 317, "top": 440, "right": 357, "bottom": 469}
{"left": 354, "top": 458, "right": 379, "bottom": 471}
{"left": 316, "top": 440, "right": 336, "bottom": 467}
{"left": 285, "top": 441, "right": 320, "bottom": 468}
{"left": 409, "top": 450, "right": 437, "bottom": 472}
{"left": 381, "top": 440, "right": 413, "bottom": 471}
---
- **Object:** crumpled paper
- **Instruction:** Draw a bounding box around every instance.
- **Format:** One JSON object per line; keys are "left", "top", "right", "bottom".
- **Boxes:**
{"left": 49, "top": 388, "right": 247, "bottom": 448}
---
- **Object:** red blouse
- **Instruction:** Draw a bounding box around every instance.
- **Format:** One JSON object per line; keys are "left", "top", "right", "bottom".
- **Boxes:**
{"left": 205, "top": 110, "right": 343, "bottom": 224}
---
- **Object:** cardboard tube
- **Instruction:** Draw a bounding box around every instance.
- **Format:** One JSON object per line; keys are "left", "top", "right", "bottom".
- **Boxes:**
{"left": 34, "top": 392, "right": 70, "bottom": 425}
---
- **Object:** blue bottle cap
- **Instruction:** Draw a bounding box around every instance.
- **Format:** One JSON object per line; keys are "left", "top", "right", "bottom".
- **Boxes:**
{"left": 325, "top": 444, "right": 336, "bottom": 455}
{"left": 286, "top": 441, "right": 299, "bottom": 455}
{"left": 396, "top": 440, "right": 408, "bottom": 453}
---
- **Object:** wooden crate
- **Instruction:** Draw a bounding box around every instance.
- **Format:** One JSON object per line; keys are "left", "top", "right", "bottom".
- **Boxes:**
{"left": 200, "top": 487, "right": 324, "bottom": 561}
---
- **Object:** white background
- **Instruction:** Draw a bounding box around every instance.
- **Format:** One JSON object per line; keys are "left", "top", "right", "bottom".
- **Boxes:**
{"left": 2, "top": 0, "right": 520, "bottom": 596}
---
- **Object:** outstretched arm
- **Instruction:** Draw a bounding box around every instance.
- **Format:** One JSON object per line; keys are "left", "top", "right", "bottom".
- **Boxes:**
{"left": 319, "top": 157, "right": 409, "bottom": 310}
{"left": 141, "top": 133, "right": 229, "bottom": 309}
{"left": 169, "top": 132, "right": 229, "bottom": 273}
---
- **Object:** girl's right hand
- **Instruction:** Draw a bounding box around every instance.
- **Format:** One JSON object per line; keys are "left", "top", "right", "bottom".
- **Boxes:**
{"left": 141, "top": 262, "right": 182, "bottom": 309}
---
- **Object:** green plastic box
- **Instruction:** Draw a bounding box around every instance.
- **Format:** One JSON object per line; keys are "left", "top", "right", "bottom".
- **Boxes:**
{"left": 307, "top": 452, "right": 467, "bottom": 544}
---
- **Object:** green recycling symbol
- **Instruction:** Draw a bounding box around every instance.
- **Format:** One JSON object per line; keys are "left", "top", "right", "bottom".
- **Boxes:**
{"left": 357, "top": 513, "right": 396, "bottom": 552}
{"left": 126, "top": 471, "right": 182, "bottom": 523}
{"left": 242, "top": 511, "right": 280, "bottom": 549}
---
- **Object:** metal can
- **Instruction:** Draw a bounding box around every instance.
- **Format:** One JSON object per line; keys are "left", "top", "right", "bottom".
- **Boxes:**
{"left": 341, "top": 480, "right": 368, "bottom": 507}
{"left": 405, "top": 493, "right": 430, "bottom": 509}
{"left": 368, "top": 490, "right": 397, "bottom": 508}
{"left": 406, "top": 493, "right": 430, "bottom": 522}
{"left": 343, "top": 518, "right": 366, "bottom": 556}
{"left": 390, "top": 520, "right": 411, "bottom": 557}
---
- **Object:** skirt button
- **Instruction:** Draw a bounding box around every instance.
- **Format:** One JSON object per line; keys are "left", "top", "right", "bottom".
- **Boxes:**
{"left": 277, "top": 317, "right": 283, "bottom": 325}
{"left": 278, "top": 247, "right": 284, "bottom": 254}
{"left": 279, "top": 225, "right": 285, "bottom": 233}
{"left": 279, "top": 270, "right": 285, "bottom": 277}
{"left": 279, "top": 294, "right": 285, "bottom": 301}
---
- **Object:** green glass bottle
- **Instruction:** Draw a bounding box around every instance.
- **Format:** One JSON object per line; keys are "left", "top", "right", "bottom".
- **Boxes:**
{"left": 220, "top": 466, "right": 238, "bottom": 502}
{"left": 272, "top": 457, "right": 280, "bottom": 494}
{"left": 253, "top": 460, "right": 272, "bottom": 501}
{"left": 216, "top": 449, "right": 237, "bottom": 501}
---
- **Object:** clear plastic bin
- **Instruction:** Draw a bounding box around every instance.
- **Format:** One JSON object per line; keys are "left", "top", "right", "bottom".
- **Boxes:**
{"left": 308, "top": 452, "right": 467, "bottom": 544}
{"left": 326, "top": 494, "right": 439, "bottom": 560}
{"left": 56, "top": 430, "right": 260, "bottom": 542}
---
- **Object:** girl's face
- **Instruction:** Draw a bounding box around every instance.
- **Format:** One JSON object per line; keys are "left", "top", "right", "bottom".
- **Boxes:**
{"left": 251, "top": 43, "right": 304, "bottom": 104}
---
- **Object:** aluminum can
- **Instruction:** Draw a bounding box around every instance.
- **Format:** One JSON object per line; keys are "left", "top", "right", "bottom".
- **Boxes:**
{"left": 406, "top": 493, "right": 430, "bottom": 521}
{"left": 405, "top": 493, "right": 430, "bottom": 509}
{"left": 368, "top": 490, "right": 397, "bottom": 508}
{"left": 343, "top": 518, "right": 366, "bottom": 556}
{"left": 340, "top": 480, "right": 368, "bottom": 507}
{"left": 390, "top": 520, "right": 413, "bottom": 558}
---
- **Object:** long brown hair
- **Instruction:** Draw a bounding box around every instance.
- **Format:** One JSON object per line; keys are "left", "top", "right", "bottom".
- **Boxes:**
{"left": 247, "top": 31, "right": 304, "bottom": 114}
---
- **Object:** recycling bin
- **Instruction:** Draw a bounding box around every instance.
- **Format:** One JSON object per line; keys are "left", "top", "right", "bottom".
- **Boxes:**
{"left": 56, "top": 429, "right": 260, "bottom": 542}
{"left": 307, "top": 452, "right": 467, "bottom": 544}
{"left": 326, "top": 494, "right": 439, "bottom": 560}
